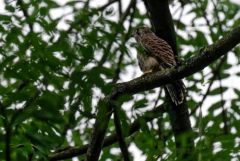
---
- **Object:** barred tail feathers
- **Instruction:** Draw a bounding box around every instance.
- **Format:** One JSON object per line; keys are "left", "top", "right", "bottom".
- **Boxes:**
{"left": 165, "top": 80, "right": 186, "bottom": 105}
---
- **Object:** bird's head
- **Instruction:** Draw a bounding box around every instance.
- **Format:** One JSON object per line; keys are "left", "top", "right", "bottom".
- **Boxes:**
{"left": 134, "top": 26, "right": 153, "bottom": 42}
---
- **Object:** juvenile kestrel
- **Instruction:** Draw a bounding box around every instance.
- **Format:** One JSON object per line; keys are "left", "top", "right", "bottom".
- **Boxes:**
{"left": 134, "top": 26, "right": 185, "bottom": 105}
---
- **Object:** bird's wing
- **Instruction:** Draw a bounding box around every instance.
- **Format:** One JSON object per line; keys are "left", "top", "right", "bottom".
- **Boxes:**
{"left": 141, "top": 35, "right": 176, "bottom": 68}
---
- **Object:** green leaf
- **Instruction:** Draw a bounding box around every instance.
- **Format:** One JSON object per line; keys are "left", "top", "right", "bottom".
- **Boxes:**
{"left": 208, "top": 101, "right": 224, "bottom": 113}
{"left": 133, "top": 99, "right": 148, "bottom": 109}
{"left": 5, "top": 5, "right": 15, "bottom": 12}
{"left": 209, "top": 87, "right": 228, "bottom": 95}
{"left": 0, "top": 14, "right": 11, "bottom": 22}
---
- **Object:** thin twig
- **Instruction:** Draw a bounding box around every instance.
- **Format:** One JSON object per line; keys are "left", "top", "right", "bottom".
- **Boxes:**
{"left": 218, "top": 73, "right": 229, "bottom": 134}
{"left": 17, "top": 0, "right": 33, "bottom": 32}
{"left": 194, "top": 1, "right": 215, "bottom": 40}
{"left": 118, "top": 0, "right": 123, "bottom": 18}
{"left": 190, "top": 0, "right": 227, "bottom": 116}
{"left": 153, "top": 88, "right": 163, "bottom": 108}
{"left": 212, "top": 1, "right": 226, "bottom": 109}
{"left": 156, "top": 112, "right": 166, "bottom": 160}
{"left": 211, "top": 0, "right": 224, "bottom": 33}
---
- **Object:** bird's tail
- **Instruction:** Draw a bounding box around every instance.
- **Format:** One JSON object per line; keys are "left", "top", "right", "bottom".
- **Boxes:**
{"left": 165, "top": 80, "right": 186, "bottom": 106}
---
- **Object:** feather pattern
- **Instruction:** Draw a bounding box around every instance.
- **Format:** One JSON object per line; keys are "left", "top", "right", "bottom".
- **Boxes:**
{"left": 134, "top": 27, "right": 185, "bottom": 105}
{"left": 139, "top": 33, "right": 176, "bottom": 68}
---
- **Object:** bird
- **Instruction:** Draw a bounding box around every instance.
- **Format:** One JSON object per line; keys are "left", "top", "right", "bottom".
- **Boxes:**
{"left": 134, "top": 26, "right": 185, "bottom": 105}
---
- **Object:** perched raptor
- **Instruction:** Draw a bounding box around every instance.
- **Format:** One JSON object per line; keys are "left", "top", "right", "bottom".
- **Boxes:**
{"left": 134, "top": 26, "right": 185, "bottom": 105}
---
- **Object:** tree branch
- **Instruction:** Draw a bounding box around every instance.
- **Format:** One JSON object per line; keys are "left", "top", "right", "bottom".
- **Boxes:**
{"left": 49, "top": 104, "right": 166, "bottom": 160}
{"left": 113, "top": 107, "right": 130, "bottom": 161}
{"left": 85, "top": 1, "right": 137, "bottom": 160}
{"left": 86, "top": 25, "right": 240, "bottom": 160}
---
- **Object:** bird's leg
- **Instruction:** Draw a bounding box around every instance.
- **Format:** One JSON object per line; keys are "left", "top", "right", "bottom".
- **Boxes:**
{"left": 143, "top": 69, "right": 153, "bottom": 75}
